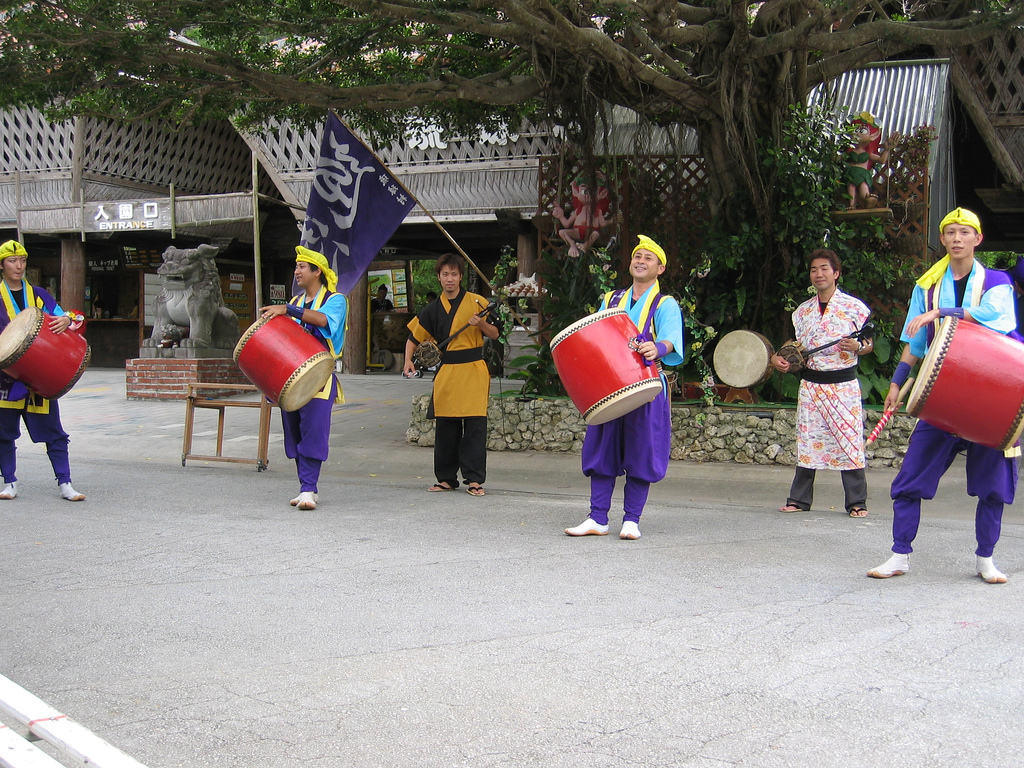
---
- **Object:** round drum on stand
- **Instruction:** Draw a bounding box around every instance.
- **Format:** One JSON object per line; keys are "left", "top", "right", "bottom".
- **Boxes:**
{"left": 713, "top": 330, "right": 774, "bottom": 388}
{"left": 234, "top": 315, "right": 335, "bottom": 412}
{"left": 550, "top": 308, "right": 663, "bottom": 425}
{"left": 906, "top": 317, "right": 1024, "bottom": 451}
{"left": 0, "top": 307, "right": 91, "bottom": 399}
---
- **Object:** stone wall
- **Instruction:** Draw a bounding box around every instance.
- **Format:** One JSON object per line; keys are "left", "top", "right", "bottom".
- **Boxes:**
{"left": 407, "top": 395, "right": 916, "bottom": 468}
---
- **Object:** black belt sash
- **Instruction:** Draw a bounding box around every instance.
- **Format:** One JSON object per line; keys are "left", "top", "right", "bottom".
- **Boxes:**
{"left": 442, "top": 348, "right": 483, "bottom": 365}
{"left": 801, "top": 365, "right": 858, "bottom": 384}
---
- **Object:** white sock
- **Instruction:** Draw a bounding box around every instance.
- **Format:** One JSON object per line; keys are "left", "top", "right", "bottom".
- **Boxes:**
{"left": 868, "top": 552, "right": 909, "bottom": 578}
{"left": 977, "top": 556, "right": 1007, "bottom": 584}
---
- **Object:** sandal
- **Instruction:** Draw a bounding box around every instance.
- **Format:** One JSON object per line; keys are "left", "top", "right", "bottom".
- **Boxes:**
{"left": 466, "top": 484, "right": 486, "bottom": 497}
{"left": 428, "top": 482, "right": 455, "bottom": 492}
{"left": 848, "top": 507, "right": 868, "bottom": 518}
{"left": 779, "top": 504, "right": 803, "bottom": 513}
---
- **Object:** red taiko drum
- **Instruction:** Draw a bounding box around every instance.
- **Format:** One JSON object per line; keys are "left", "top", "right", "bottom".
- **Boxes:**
{"left": 906, "top": 317, "right": 1024, "bottom": 450}
{"left": 233, "top": 315, "right": 335, "bottom": 412}
{"left": 0, "top": 307, "right": 91, "bottom": 399}
{"left": 550, "top": 308, "right": 663, "bottom": 425}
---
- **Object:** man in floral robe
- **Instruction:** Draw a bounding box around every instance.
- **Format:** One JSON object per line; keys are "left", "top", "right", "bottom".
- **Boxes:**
{"left": 772, "top": 249, "right": 873, "bottom": 517}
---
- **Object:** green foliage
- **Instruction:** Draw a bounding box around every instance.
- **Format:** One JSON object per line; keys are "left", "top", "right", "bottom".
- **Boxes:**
{"left": 976, "top": 251, "right": 1022, "bottom": 270}
{"left": 682, "top": 106, "right": 921, "bottom": 404}
{"left": 490, "top": 245, "right": 522, "bottom": 344}
{"left": 410, "top": 259, "right": 439, "bottom": 312}
{"left": 506, "top": 343, "right": 560, "bottom": 397}
{"left": 0, "top": 0, "right": 540, "bottom": 138}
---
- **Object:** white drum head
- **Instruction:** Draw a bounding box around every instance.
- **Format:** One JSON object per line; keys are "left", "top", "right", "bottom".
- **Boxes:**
{"left": 0, "top": 307, "right": 42, "bottom": 368}
{"left": 278, "top": 352, "right": 335, "bottom": 412}
{"left": 713, "top": 330, "right": 773, "bottom": 388}
{"left": 585, "top": 378, "right": 663, "bottom": 425}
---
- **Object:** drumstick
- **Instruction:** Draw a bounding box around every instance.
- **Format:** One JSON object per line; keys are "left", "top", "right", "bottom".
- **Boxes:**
{"left": 866, "top": 376, "right": 915, "bottom": 445}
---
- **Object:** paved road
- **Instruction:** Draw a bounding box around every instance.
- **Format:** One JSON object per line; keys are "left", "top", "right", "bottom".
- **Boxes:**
{"left": 1, "top": 369, "right": 1022, "bottom": 767}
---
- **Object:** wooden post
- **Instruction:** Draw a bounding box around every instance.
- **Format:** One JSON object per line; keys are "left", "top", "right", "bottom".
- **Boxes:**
{"left": 517, "top": 231, "right": 537, "bottom": 282}
{"left": 59, "top": 236, "right": 86, "bottom": 310}
{"left": 343, "top": 272, "right": 367, "bottom": 374}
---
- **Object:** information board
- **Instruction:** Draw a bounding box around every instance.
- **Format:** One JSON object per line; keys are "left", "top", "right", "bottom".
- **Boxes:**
{"left": 122, "top": 245, "right": 165, "bottom": 270}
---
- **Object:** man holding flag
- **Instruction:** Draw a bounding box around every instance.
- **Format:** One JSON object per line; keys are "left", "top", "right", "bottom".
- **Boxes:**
{"left": 260, "top": 247, "right": 346, "bottom": 510}
{"left": 261, "top": 112, "right": 413, "bottom": 508}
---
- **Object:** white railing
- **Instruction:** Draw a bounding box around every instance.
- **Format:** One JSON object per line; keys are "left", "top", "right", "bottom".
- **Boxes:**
{"left": 0, "top": 673, "right": 148, "bottom": 768}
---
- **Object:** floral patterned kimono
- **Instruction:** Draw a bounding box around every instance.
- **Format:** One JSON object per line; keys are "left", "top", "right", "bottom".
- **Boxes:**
{"left": 793, "top": 289, "right": 870, "bottom": 470}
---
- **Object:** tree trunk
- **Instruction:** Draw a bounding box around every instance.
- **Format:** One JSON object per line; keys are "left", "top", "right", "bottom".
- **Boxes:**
{"left": 344, "top": 273, "right": 367, "bottom": 374}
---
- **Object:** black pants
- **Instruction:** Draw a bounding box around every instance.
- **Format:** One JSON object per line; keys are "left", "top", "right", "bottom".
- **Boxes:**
{"left": 787, "top": 466, "right": 867, "bottom": 512}
{"left": 434, "top": 416, "right": 487, "bottom": 487}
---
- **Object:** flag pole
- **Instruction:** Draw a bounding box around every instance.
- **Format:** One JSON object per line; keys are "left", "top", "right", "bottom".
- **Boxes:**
{"left": 410, "top": 202, "right": 529, "bottom": 328}
{"left": 333, "top": 114, "right": 525, "bottom": 324}
{"left": 411, "top": 204, "right": 495, "bottom": 293}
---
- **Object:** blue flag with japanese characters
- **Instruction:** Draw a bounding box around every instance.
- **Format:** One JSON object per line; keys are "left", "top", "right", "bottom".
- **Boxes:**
{"left": 300, "top": 113, "right": 416, "bottom": 295}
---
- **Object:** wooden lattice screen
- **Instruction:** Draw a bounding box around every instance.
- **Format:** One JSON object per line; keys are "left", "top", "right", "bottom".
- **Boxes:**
{"left": 536, "top": 147, "right": 928, "bottom": 287}
{"left": 952, "top": 28, "right": 1024, "bottom": 186}
{"left": 876, "top": 135, "right": 930, "bottom": 262}
{"left": 83, "top": 119, "right": 258, "bottom": 195}
{"left": 955, "top": 29, "right": 1024, "bottom": 115}
{"left": 1, "top": 108, "right": 73, "bottom": 171}
{"left": 536, "top": 154, "right": 709, "bottom": 285}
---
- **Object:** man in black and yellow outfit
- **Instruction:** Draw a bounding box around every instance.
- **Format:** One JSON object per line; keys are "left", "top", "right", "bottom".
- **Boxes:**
{"left": 403, "top": 253, "right": 499, "bottom": 496}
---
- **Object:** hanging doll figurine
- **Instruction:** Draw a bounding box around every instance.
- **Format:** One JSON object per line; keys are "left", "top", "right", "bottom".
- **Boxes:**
{"left": 844, "top": 112, "right": 888, "bottom": 210}
{"left": 552, "top": 176, "right": 611, "bottom": 257}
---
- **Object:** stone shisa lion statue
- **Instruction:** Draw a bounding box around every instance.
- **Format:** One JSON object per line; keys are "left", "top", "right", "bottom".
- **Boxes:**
{"left": 141, "top": 243, "right": 240, "bottom": 351}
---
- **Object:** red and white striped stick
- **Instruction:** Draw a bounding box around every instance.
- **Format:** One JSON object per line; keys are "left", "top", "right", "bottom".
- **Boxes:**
{"left": 866, "top": 376, "right": 915, "bottom": 445}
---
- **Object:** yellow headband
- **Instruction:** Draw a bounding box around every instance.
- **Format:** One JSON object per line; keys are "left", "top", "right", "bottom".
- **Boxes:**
{"left": 917, "top": 208, "right": 985, "bottom": 288}
{"left": 632, "top": 235, "right": 666, "bottom": 265}
{"left": 0, "top": 240, "right": 28, "bottom": 261}
{"left": 295, "top": 246, "right": 338, "bottom": 293}
{"left": 939, "top": 207, "right": 982, "bottom": 236}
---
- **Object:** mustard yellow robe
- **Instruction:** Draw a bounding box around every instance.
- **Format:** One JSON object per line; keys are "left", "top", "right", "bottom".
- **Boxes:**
{"left": 407, "top": 290, "right": 491, "bottom": 418}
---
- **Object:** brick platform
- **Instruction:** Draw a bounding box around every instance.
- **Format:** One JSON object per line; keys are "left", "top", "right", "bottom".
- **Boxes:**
{"left": 126, "top": 357, "right": 251, "bottom": 401}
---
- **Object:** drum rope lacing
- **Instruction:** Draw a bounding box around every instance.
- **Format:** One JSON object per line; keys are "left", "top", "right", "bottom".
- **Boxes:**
{"left": 909, "top": 317, "right": 956, "bottom": 418}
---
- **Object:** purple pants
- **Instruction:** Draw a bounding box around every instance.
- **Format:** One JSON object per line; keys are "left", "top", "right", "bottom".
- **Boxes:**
{"left": 890, "top": 421, "right": 1017, "bottom": 557}
{"left": 581, "top": 388, "right": 670, "bottom": 523}
{"left": 0, "top": 400, "right": 73, "bottom": 485}
{"left": 280, "top": 378, "right": 337, "bottom": 493}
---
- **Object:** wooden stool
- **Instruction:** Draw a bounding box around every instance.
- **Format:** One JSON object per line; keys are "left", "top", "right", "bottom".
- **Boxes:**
{"left": 721, "top": 387, "right": 757, "bottom": 404}
{"left": 182, "top": 382, "right": 272, "bottom": 471}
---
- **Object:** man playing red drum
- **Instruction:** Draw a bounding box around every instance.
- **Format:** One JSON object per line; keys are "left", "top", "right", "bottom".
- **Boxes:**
{"left": 869, "top": 208, "right": 1018, "bottom": 583}
{"left": 565, "top": 235, "right": 684, "bottom": 540}
{"left": 259, "top": 246, "right": 347, "bottom": 511}
{"left": 772, "top": 250, "right": 873, "bottom": 517}
{"left": 403, "top": 253, "right": 499, "bottom": 496}
{"left": 0, "top": 240, "right": 86, "bottom": 502}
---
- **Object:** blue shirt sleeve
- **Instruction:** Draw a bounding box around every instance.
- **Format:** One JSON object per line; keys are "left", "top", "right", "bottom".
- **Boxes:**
{"left": 900, "top": 285, "right": 928, "bottom": 359}
{"left": 968, "top": 283, "right": 1016, "bottom": 335}
{"left": 34, "top": 287, "right": 65, "bottom": 316}
{"left": 654, "top": 296, "right": 685, "bottom": 366}
{"left": 320, "top": 293, "right": 348, "bottom": 355}
{"left": 902, "top": 268, "right": 1017, "bottom": 359}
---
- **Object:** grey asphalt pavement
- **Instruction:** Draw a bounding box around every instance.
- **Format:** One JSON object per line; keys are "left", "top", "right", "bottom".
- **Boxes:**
{"left": 2, "top": 368, "right": 1023, "bottom": 767}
